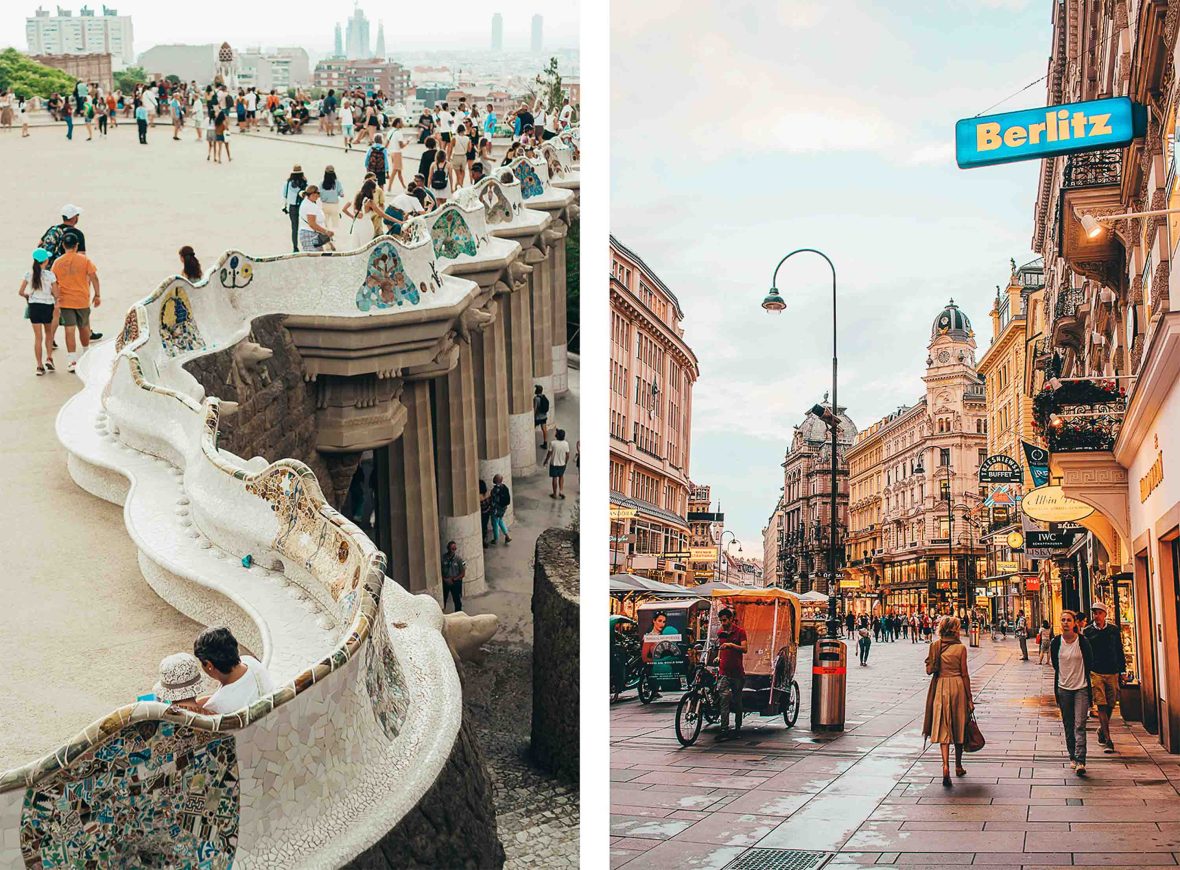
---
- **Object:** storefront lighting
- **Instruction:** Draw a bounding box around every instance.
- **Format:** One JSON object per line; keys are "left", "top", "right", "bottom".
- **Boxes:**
{"left": 1078, "top": 205, "right": 1180, "bottom": 239}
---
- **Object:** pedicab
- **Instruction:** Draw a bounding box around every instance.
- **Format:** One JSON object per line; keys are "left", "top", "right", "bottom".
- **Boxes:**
{"left": 674, "top": 588, "right": 802, "bottom": 746}
{"left": 609, "top": 614, "right": 647, "bottom": 701}
{"left": 635, "top": 598, "right": 710, "bottom": 703}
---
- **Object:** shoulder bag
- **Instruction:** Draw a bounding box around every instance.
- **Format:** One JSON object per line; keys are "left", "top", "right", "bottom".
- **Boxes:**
{"left": 964, "top": 711, "right": 985, "bottom": 753}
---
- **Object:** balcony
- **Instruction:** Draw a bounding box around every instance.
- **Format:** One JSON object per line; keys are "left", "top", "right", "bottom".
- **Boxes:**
{"left": 1057, "top": 149, "right": 1125, "bottom": 288}
{"left": 1051, "top": 286, "right": 1088, "bottom": 349}
{"left": 1033, "top": 378, "right": 1127, "bottom": 453}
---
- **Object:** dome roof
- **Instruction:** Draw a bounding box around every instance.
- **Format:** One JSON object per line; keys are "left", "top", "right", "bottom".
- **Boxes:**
{"left": 218, "top": 42, "right": 234, "bottom": 62}
{"left": 793, "top": 400, "right": 857, "bottom": 447}
{"left": 931, "top": 298, "right": 972, "bottom": 338}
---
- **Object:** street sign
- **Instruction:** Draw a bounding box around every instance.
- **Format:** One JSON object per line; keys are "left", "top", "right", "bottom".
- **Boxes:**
{"left": 608, "top": 535, "right": 631, "bottom": 543}
{"left": 690, "top": 547, "right": 718, "bottom": 562}
{"left": 1025, "top": 529, "right": 1072, "bottom": 550}
{"left": 1025, "top": 577, "right": 1041, "bottom": 591}
{"left": 955, "top": 97, "right": 1146, "bottom": 168}
{"left": 980, "top": 455, "right": 1021, "bottom": 483}
{"left": 996, "top": 560, "right": 1020, "bottom": 574}
{"left": 610, "top": 507, "right": 637, "bottom": 520}
{"left": 660, "top": 551, "right": 690, "bottom": 559}
{"left": 985, "top": 485, "right": 1019, "bottom": 507}
{"left": 1022, "top": 485, "right": 1094, "bottom": 522}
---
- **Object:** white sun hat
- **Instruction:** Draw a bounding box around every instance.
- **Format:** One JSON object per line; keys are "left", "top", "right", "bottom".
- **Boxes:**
{"left": 153, "top": 652, "right": 216, "bottom": 702}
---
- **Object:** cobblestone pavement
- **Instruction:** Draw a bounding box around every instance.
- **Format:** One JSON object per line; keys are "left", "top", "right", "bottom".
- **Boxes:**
{"left": 466, "top": 644, "right": 580, "bottom": 868}
{"left": 611, "top": 633, "right": 1180, "bottom": 869}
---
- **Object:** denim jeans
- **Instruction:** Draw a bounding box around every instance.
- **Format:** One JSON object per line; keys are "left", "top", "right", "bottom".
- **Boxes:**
{"left": 858, "top": 637, "right": 871, "bottom": 664}
{"left": 1056, "top": 686, "right": 1090, "bottom": 763}
{"left": 490, "top": 514, "right": 509, "bottom": 540}
{"left": 65, "top": 115, "right": 73, "bottom": 139}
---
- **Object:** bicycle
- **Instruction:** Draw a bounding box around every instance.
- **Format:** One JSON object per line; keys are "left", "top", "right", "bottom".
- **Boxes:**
{"left": 675, "top": 662, "right": 721, "bottom": 746}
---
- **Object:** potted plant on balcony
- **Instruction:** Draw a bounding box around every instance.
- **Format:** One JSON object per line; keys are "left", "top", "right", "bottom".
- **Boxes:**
{"left": 1032, "top": 378, "right": 1126, "bottom": 452}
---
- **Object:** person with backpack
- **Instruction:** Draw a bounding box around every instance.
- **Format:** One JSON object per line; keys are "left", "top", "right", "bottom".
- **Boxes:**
{"left": 533, "top": 384, "right": 551, "bottom": 448}
{"left": 489, "top": 474, "right": 512, "bottom": 545}
{"left": 429, "top": 150, "right": 450, "bottom": 204}
{"left": 281, "top": 165, "right": 308, "bottom": 253}
{"left": 364, "top": 134, "right": 391, "bottom": 189}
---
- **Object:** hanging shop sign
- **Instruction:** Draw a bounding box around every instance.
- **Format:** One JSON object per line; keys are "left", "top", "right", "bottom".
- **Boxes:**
{"left": 985, "top": 485, "right": 1018, "bottom": 507}
{"left": 996, "top": 560, "right": 1021, "bottom": 575}
{"left": 690, "top": 547, "right": 718, "bottom": 562}
{"left": 1022, "top": 441, "right": 1050, "bottom": 487}
{"left": 1025, "top": 577, "right": 1041, "bottom": 591}
{"left": 1025, "top": 529, "right": 1072, "bottom": 550}
{"left": 610, "top": 506, "right": 637, "bottom": 520}
{"left": 1006, "top": 531, "right": 1025, "bottom": 551}
{"left": 840, "top": 578, "right": 862, "bottom": 589}
{"left": 979, "top": 454, "right": 1022, "bottom": 483}
{"left": 660, "top": 551, "right": 690, "bottom": 560}
{"left": 1021, "top": 485, "right": 1094, "bottom": 522}
{"left": 955, "top": 97, "right": 1146, "bottom": 169}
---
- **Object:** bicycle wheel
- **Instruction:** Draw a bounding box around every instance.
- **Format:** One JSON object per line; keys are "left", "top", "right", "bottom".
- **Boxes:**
{"left": 782, "top": 679, "right": 801, "bottom": 727}
{"left": 638, "top": 671, "right": 656, "bottom": 705}
{"left": 675, "top": 691, "right": 704, "bottom": 746}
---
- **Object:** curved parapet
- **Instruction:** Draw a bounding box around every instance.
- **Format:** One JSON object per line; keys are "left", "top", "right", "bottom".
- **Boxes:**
{"left": 3, "top": 233, "right": 505, "bottom": 866}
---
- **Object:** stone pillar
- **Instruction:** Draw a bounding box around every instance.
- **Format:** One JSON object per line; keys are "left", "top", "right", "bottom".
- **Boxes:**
{"left": 471, "top": 296, "right": 514, "bottom": 526}
{"left": 528, "top": 245, "right": 555, "bottom": 403}
{"left": 503, "top": 277, "right": 538, "bottom": 476}
{"left": 386, "top": 379, "right": 442, "bottom": 600}
{"left": 432, "top": 342, "right": 486, "bottom": 597}
{"left": 549, "top": 221, "right": 570, "bottom": 396}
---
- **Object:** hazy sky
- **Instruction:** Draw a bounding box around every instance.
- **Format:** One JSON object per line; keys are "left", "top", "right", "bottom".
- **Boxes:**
{"left": 3, "top": 1, "right": 580, "bottom": 54}
{"left": 611, "top": 0, "right": 1048, "bottom": 551}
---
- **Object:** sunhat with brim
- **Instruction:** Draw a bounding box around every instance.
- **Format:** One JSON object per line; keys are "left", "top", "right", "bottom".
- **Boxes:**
{"left": 32, "top": 248, "right": 50, "bottom": 264}
{"left": 153, "top": 652, "right": 216, "bottom": 702}
{"left": 1090, "top": 600, "right": 1110, "bottom": 613}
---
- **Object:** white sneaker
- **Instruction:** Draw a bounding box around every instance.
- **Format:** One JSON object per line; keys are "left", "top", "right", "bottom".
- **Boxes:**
{"left": 67, "top": 361, "right": 77, "bottom": 373}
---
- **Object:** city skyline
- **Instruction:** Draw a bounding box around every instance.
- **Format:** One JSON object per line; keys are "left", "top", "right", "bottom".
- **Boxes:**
{"left": 611, "top": 0, "right": 1048, "bottom": 552}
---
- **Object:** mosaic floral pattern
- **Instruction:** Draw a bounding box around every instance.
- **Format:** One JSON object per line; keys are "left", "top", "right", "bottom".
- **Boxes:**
{"left": 160, "top": 285, "right": 206, "bottom": 359}
{"left": 218, "top": 253, "right": 253, "bottom": 289}
{"left": 116, "top": 307, "right": 143, "bottom": 352}
{"left": 364, "top": 617, "right": 410, "bottom": 741}
{"left": 479, "top": 183, "right": 513, "bottom": 224}
{"left": 355, "top": 241, "right": 421, "bottom": 312}
{"left": 542, "top": 147, "right": 564, "bottom": 180}
{"left": 512, "top": 161, "right": 545, "bottom": 199}
{"left": 20, "top": 721, "right": 240, "bottom": 869}
{"left": 430, "top": 209, "right": 478, "bottom": 260}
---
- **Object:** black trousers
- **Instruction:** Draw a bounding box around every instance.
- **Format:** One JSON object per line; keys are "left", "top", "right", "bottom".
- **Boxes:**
{"left": 98, "top": 114, "right": 107, "bottom": 134}
{"left": 137, "top": 119, "right": 147, "bottom": 143}
{"left": 443, "top": 580, "right": 463, "bottom": 613}
{"left": 288, "top": 208, "right": 300, "bottom": 252}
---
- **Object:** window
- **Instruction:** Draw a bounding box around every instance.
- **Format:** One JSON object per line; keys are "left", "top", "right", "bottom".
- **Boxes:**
{"left": 939, "top": 448, "right": 950, "bottom": 467}
{"left": 978, "top": 448, "right": 987, "bottom": 466}
{"left": 940, "top": 479, "right": 950, "bottom": 501}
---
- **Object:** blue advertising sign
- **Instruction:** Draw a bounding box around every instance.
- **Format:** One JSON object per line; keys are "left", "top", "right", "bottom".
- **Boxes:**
{"left": 956, "top": 97, "right": 1145, "bottom": 169}
{"left": 1022, "top": 441, "right": 1050, "bottom": 488}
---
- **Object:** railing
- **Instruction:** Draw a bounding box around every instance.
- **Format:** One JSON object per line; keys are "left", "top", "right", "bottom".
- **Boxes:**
{"left": 1054, "top": 286, "right": 1086, "bottom": 320}
{"left": 1033, "top": 378, "right": 1127, "bottom": 452}
{"left": 1062, "top": 148, "right": 1122, "bottom": 189}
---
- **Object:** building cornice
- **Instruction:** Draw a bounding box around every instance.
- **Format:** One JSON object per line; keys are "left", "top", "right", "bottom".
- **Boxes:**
{"left": 610, "top": 278, "right": 700, "bottom": 376}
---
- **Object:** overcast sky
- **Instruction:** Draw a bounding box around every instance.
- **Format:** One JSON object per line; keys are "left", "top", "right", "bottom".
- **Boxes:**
{"left": 611, "top": 0, "right": 1048, "bottom": 552}
{"left": 3, "top": 1, "right": 579, "bottom": 54}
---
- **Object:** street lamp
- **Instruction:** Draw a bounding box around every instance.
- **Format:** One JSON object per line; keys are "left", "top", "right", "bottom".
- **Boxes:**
{"left": 724, "top": 539, "right": 742, "bottom": 584}
{"left": 761, "top": 248, "right": 841, "bottom": 641}
{"left": 716, "top": 530, "right": 738, "bottom": 585}
{"left": 1077, "top": 206, "right": 1180, "bottom": 239}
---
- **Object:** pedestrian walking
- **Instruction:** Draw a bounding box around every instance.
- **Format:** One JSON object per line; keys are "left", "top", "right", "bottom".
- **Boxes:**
{"left": 872, "top": 615, "right": 881, "bottom": 642}
{"left": 714, "top": 607, "right": 747, "bottom": 740}
{"left": 1016, "top": 610, "right": 1030, "bottom": 660}
{"left": 18, "top": 94, "right": 29, "bottom": 138}
{"left": 911, "top": 613, "right": 919, "bottom": 643}
{"left": 489, "top": 474, "right": 512, "bottom": 544}
{"left": 1084, "top": 601, "right": 1126, "bottom": 754}
{"left": 319, "top": 166, "right": 345, "bottom": 234}
{"left": 297, "top": 186, "right": 333, "bottom": 252}
{"left": 364, "top": 134, "right": 391, "bottom": 190}
{"left": 901, "top": 614, "right": 909, "bottom": 640}
{"left": 429, "top": 150, "right": 451, "bottom": 204}
{"left": 922, "top": 613, "right": 933, "bottom": 642}
{"left": 282, "top": 165, "right": 308, "bottom": 253}
{"left": 18, "top": 248, "right": 58, "bottom": 375}
{"left": 441, "top": 541, "right": 466, "bottom": 613}
{"left": 1051, "top": 610, "right": 1094, "bottom": 775}
{"left": 923, "top": 616, "right": 974, "bottom": 787}
{"left": 857, "top": 624, "right": 871, "bottom": 665}
{"left": 50, "top": 236, "right": 100, "bottom": 372}
{"left": 479, "top": 479, "right": 492, "bottom": 547}
{"left": 1037, "top": 619, "right": 1052, "bottom": 665}
{"left": 388, "top": 118, "right": 407, "bottom": 190}
{"left": 845, "top": 611, "right": 855, "bottom": 639}
{"left": 214, "top": 109, "right": 231, "bottom": 162}
{"left": 533, "top": 384, "right": 551, "bottom": 448}
{"left": 134, "top": 99, "right": 148, "bottom": 144}
{"left": 341, "top": 99, "right": 355, "bottom": 152}
{"left": 544, "top": 428, "right": 571, "bottom": 499}
{"left": 63, "top": 98, "right": 74, "bottom": 140}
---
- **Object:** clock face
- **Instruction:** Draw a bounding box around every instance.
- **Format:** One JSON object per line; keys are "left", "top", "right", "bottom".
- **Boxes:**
{"left": 939, "top": 315, "right": 950, "bottom": 330}
{"left": 938, "top": 350, "right": 951, "bottom": 363}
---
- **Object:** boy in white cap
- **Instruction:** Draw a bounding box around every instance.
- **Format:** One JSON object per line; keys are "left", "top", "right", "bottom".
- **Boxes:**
{"left": 1083, "top": 600, "right": 1126, "bottom": 753}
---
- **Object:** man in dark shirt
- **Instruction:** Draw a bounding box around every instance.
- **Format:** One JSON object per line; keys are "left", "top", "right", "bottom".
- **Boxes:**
{"left": 441, "top": 540, "right": 466, "bottom": 614}
{"left": 417, "top": 137, "right": 439, "bottom": 182}
{"left": 40, "top": 204, "right": 103, "bottom": 341}
{"left": 1084, "top": 601, "right": 1126, "bottom": 753}
{"left": 714, "top": 607, "right": 747, "bottom": 740}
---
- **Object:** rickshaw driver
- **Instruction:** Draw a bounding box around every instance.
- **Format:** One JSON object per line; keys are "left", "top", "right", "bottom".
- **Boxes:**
{"left": 715, "top": 607, "right": 748, "bottom": 740}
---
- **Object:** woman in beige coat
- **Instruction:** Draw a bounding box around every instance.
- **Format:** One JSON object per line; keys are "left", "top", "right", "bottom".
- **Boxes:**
{"left": 922, "top": 616, "right": 974, "bottom": 786}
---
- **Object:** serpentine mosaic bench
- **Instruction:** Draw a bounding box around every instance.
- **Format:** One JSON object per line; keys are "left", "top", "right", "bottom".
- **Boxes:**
{"left": 0, "top": 228, "right": 506, "bottom": 867}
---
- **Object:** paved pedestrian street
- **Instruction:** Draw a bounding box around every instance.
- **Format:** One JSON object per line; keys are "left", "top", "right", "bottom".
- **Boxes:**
{"left": 610, "top": 635, "right": 1180, "bottom": 869}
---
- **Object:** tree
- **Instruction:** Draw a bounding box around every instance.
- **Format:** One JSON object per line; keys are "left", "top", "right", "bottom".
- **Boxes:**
{"left": 165, "top": 74, "right": 181, "bottom": 85}
{"left": 0, "top": 48, "right": 75, "bottom": 98}
{"left": 113, "top": 66, "right": 147, "bottom": 93}
{"left": 529, "top": 56, "right": 564, "bottom": 114}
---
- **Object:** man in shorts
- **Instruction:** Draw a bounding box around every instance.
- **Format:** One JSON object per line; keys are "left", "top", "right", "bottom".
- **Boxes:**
{"left": 245, "top": 87, "right": 257, "bottom": 131}
{"left": 544, "top": 428, "right": 571, "bottom": 499}
{"left": 51, "top": 236, "right": 100, "bottom": 372}
{"left": 534, "top": 384, "right": 550, "bottom": 448}
{"left": 1084, "top": 601, "right": 1126, "bottom": 753}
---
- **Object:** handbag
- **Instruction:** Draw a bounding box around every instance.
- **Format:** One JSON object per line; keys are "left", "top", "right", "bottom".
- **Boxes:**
{"left": 964, "top": 711, "right": 985, "bottom": 753}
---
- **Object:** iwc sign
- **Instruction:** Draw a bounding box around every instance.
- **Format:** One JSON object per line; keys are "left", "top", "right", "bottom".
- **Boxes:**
{"left": 979, "top": 454, "right": 1021, "bottom": 483}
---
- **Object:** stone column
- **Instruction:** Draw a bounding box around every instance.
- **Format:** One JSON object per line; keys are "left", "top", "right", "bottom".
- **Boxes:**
{"left": 503, "top": 273, "right": 538, "bottom": 476}
{"left": 432, "top": 341, "right": 486, "bottom": 597}
{"left": 548, "top": 221, "right": 570, "bottom": 396}
{"left": 386, "top": 379, "right": 441, "bottom": 600}
{"left": 528, "top": 245, "right": 555, "bottom": 402}
{"left": 471, "top": 294, "right": 515, "bottom": 526}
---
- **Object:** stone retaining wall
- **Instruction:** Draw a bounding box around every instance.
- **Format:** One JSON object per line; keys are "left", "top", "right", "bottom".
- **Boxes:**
{"left": 530, "top": 528, "right": 580, "bottom": 782}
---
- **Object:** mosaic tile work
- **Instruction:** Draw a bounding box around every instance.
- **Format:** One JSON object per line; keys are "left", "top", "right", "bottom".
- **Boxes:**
{"left": 542, "top": 147, "right": 564, "bottom": 181}
{"left": 19, "top": 721, "right": 239, "bottom": 869}
{"left": 218, "top": 252, "right": 254, "bottom": 289}
{"left": 355, "top": 241, "right": 422, "bottom": 312}
{"left": 159, "top": 284, "right": 206, "bottom": 359}
{"left": 479, "top": 181, "right": 514, "bottom": 224}
{"left": 430, "top": 208, "right": 478, "bottom": 260}
{"left": 512, "top": 160, "right": 545, "bottom": 199}
{"left": 116, "top": 306, "right": 144, "bottom": 353}
{"left": 364, "top": 611, "right": 411, "bottom": 740}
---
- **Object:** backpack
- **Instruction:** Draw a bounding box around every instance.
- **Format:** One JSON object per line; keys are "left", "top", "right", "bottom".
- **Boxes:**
{"left": 536, "top": 394, "right": 550, "bottom": 415}
{"left": 431, "top": 165, "right": 448, "bottom": 189}
{"left": 493, "top": 483, "right": 511, "bottom": 510}
{"left": 367, "top": 146, "right": 386, "bottom": 174}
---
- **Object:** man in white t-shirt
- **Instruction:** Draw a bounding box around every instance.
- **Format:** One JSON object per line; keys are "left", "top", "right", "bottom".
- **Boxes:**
{"left": 558, "top": 98, "right": 573, "bottom": 131}
{"left": 244, "top": 88, "right": 257, "bottom": 131}
{"left": 544, "top": 427, "right": 571, "bottom": 499}
{"left": 194, "top": 626, "right": 277, "bottom": 715}
{"left": 297, "top": 185, "right": 332, "bottom": 251}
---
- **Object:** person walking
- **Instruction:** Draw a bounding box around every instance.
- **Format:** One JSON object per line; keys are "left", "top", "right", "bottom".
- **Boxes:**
{"left": 341, "top": 99, "right": 355, "bottom": 152}
{"left": 923, "top": 616, "right": 974, "bottom": 787}
{"left": 714, "top": 607, "right": 747, "bottom": 740}
{"left": 1084, "top": 601, "right": 1126, "bottom": 754}
{"left": 1051, "top": 610, "right": 1094, "bottom": 775}
{"left": 17, "top": 248, "right": 58, "bottom": 375}
{"left": 441, "top": 540, "right": 466, "bottom": 613}
{"left": 297, "top": 186, "right": 333, "bottom": 252}
{"left": 901, "top": 614, "right": 909, "bottom": 640}
{"left": 63, "top": 98, "right": 74, "bottom": 140}
{"left": 1037, "top": 619, "right": 1052, "bottom": 665}
{"left": 319, "top": 166, "right": 345, "bottom": 234}
{"left": 544, "top": 428, "right": 571, "bottom": 499}
{"left": 364, "top": 134, "right": 391, "bottom": 190}
{"left": 51, "top": 236, "right": 100, "bottom": 372}
{"left": 282, "top": 165, "right": 308, "bottom": 253}
{"left": 429, "top": 150, "right": 451, "bottom": 204}
{"left": 479, "top": 479, "right": 493, "bottom": 547}
{"left": 845, "top": 611, "right": 855, "bottom": 640}
{"left": 872, "top": 615, "right": 881, "bottom": 642}
{"left": 388, "top": 118, "right": 408, "bottom": 190}
{"left": 1016, "top": 610, "right": 1030, "bottom": 661}
{"left": 134, "top": 99, "right": 148, "bottom": 144}
{"left": 857, "top": 623, "right": 872, "bottom": 666}
{"left": 18, "top": 94, "right": 29, "bottom": 138}
{"left": 534, "top": 384, "right": 550, "bottom": 448}
{"left": 489, "top": 474, "right": 512, "bottom": 545}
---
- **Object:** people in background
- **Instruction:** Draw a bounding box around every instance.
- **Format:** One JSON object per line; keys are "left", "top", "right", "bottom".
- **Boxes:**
{"left": 489, "top": 474, "right": 512, "bottom": 545}
{"left": 193, "top": 626, "right": 276, "bottom": 715}
{"left": 282, "top": 164, "right": 308, "bottom": 253}
{"left": 319, "top": 165, "right": 345, "bottom": 233}
{"left": 441, "top": 540, "right": 466, "bottom": 613}
{"left": 534, "top": 384, "right": 550, "bottom": 448}
{"left": 544, "top": 428, "right": 571, "bottom": 499}
{"left": 297, "top": 185, "right": 333, "bottom": 252}
{"left": 1037, "top": 619, "right": 1052, "bottom": 665}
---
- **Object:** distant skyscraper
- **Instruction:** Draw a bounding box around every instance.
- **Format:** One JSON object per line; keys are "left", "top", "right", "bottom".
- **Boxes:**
{"left": 491, "top": 13, "right": 503, "bottom": 51}
{"left": 26, "top": 5, "right": 135, "bottom": 67}
{"left": 374, "top": 20, "right": 385, "bottom": 58}
{"left": 345, "top": 5, "right": 371, "bottom": 60}
{"left": 530, "top": 14, "right": 543, "bottom": 53}
{"left": 334, "top": 23, "right": 343, "bottom": 58}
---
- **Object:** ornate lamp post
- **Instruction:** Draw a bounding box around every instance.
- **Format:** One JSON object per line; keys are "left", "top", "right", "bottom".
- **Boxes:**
{"left": 716, "top": 530, "right": 738, "bottom": 585}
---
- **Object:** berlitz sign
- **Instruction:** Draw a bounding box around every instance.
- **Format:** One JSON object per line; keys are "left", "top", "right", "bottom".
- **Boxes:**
{"left": 955, "top": 97, "right": 1145, "bottom": 169}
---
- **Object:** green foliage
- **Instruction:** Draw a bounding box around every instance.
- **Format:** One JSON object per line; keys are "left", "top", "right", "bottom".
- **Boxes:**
{"left": 113, "top": 66, "right": 146, "bottom": 93}
{"left": 528, "top": 56, "right": 564, "bottom": 114}
{"left": 165, "top": 74, "right": 181, "bottom": 85}
{"left": 0, "top": 48, "right": 76, "bottom": 99}
{"left": 566, "top": 219, "right": 579, "bottom": 352}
